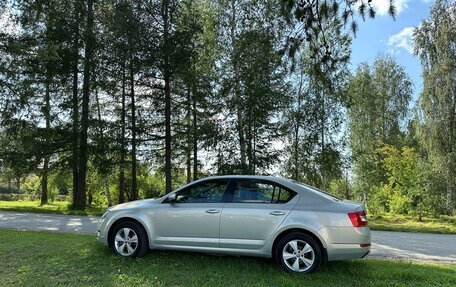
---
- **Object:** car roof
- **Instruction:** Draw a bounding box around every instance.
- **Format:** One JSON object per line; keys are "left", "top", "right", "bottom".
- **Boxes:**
{"left": 200, "top": 175, "right": 292, "bottom": 184}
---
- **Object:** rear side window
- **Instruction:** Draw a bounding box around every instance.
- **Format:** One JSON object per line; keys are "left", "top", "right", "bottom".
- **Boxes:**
{"left": 232, "top": 180, "right": 296, "bottom": 204}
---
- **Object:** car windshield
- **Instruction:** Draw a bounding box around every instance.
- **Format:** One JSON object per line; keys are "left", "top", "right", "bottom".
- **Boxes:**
{"left": 291, "top": 180, "right": 343, "bottom": 201}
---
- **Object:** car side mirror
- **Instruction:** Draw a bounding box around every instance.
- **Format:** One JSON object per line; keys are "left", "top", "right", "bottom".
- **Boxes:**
{"left": 168, "top": 193, "right": 177, "bottom": 203}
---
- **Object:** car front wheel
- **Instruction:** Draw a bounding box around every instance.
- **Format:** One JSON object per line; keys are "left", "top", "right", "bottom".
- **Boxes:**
{"left": 110, "top": 221, "right": 148, "bottom": 258}
{"left": 275, "top": 232, "right": 322, "bottom": 273}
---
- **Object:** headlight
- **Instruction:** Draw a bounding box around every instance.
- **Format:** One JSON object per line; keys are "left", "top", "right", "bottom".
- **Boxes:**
{"left": 101, "top": 210, "right": 110, "bottom": 220}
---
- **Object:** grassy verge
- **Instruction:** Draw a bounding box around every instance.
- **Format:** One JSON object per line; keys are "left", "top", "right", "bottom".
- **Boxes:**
{"left": 369, "top": 214, "right": 456, "bottom": 234}
{"left": 0, "top": 200, "right": 105, "bottom": 216}
{"left": 1, "top": 230, "right": 455, "bottom": 287}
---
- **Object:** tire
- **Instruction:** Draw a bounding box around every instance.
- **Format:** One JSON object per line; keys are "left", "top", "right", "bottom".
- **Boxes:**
{"left": 110, "top": 221, "right": 149, "bottom": 258}
{"left": 275, "top": 232, "right": 322, "bottom": 273}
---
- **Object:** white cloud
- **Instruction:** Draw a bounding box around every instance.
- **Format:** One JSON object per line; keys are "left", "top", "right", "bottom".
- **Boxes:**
{"left": 387, "top": 26, "right": 415, "bottom": 54}
{"left": 371, "top": 0, "right": 411, "bottom": 16}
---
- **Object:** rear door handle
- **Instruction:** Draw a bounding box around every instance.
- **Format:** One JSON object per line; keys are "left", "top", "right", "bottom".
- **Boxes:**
{"left": 205, "top": 209, "right": 220, "bottom": 214}
{"left": 270, "top": 211, "right": 286, "bottom": 216}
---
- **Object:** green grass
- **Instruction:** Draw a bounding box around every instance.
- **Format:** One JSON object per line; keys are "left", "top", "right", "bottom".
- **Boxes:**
{"left": 1, "top": 230, "right": 455, "bottom": 287}
{"left": 0, "top": 200, "right": 105, "bottom": 216}
{"left": 369, "top": 214, "right": 456, "bottom": 234}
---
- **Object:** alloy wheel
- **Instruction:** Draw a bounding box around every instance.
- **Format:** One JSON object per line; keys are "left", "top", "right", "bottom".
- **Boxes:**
{"left": 114, "top": 227, "right": 138, "bottom": 256}
{"left": 282, "top": 239, "right": 315, "bottom": 272}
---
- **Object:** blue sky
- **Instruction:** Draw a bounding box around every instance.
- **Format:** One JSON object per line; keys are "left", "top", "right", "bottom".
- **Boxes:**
{"left": 350, "top": 0, "right": 434, "bottom": 101}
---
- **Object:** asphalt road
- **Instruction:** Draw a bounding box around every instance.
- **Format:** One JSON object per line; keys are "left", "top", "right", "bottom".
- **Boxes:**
{"left": 0, "top": 211, "right": 98, "bottom": 234}
{"left": 1, "top": 210, "right": 455, "bottom": 263}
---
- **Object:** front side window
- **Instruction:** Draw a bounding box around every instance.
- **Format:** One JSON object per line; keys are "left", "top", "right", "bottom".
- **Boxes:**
{"left": 232, "top": 180, "right": 296, "bottom": 204}
{"left": 175, "top": 180, "right": 228, "bottom": 203}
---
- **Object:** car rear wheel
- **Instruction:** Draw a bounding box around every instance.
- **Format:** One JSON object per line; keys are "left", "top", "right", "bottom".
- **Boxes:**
{"left": 275, "top": 232, "right": 322, "bottom": 273}
{"left": 110, "top": 221, "right": 148, "bottom": 258}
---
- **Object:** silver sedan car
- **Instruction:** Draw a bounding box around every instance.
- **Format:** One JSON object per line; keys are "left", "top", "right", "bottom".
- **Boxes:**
{"left": 97, "top": 175, "right": 370, "bottom": 273}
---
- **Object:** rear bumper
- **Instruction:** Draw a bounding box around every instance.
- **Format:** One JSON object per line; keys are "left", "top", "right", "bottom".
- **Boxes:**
{"left": 326, "top": 243, "right": 371, "bottom": 261}
{"left": 319, "top": 226, "right": 371, "bottom": 261}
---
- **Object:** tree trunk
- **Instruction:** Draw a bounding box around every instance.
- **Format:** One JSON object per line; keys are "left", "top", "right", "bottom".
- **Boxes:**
{"left": 345, "top": 172, "right": 350, "bottom": 200}
{"left": 252, "top": 124, "right": 257, "bottom": 175}
{"left": 88, "top": 190, "right": 93, "bottom": 205}
{"left": 119, "top": 62, "right": 126, "bottom": 204}
{"left": 130, "top": 58, "right": 138, "bottom": 201}
{"left": 293, "top": 103, "right": 300, "bottom": 179}
{"left": 247, "top": 115, "right": 252, "bottom": 173}
{"left": 163, "top": 0, "right": 172, "bottom": 194}
{"left": 72, "top": 0, "right": 80, "bottom": 206}
{"left": 41, "top": 74, "right": 51, "bottom": 205}
{"left": 320, "top": 90, "right": 326, "bottom": 190}
{"left": 40, "top": 163, "right": 48, "bottom": 204}
{"left": 237, "top": 112, "right": 246, "bottom": 172}
{"left": 192, "top": 96, "right": 198, "bottom": 181}
{"left": 105, "top": 176, "right": 112, "bottom": 207}
{"left": 76, "top": 0, "right": 94, "bottom": 208}
{"left": 186, "top": 86, "right": 192, "bottom": 183}
{"left": 446, "top": 170, "right": 454, "bottom": 215}
{"left": 164, "top": 74, "right": 172, "bottom": 193}
{"left": 95, "top": 84, "right": 112, "bottom": 207}
{"left": 230, "top": 0, "right": 246, "bottom": 172}
{"left": 293, "top": 72, "right": 304, "bottom": 180}
{"left": 17, "top": 177, "right": 20, "bottom": 193}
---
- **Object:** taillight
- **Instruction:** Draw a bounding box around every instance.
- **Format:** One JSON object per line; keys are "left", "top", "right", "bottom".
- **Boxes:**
{"left": 348, "top": 211, "right": 368, "bottom": 227}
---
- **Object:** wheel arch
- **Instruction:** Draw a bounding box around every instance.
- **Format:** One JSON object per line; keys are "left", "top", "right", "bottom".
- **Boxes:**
{"left": 107, "top": 216, "right": 151, "bottom": 249}
{"left": 271, "top": 228, "right": 328, "bottom": 264}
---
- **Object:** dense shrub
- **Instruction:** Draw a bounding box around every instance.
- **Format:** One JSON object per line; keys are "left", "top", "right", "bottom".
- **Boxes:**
{"left": 0, "top": 194, "right": 68, "bottom": 201}
{"left": 0, "top": 186, "right": 20, "bottom": 194}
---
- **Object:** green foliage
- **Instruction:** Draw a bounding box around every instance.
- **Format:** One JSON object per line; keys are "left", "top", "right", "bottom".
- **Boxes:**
{"left": 364, "top": 144, "right": 439, "bottom": 220}
{"left": 235, "top": 29, "right": 290, "bottom": 173}
{"left": 280, "top": 0, "right": 395, "bottom": 66}
{"left": 139, "top": 173, "right": 166, "bottom": 199}
{"left": 414, "top": 0, "right": 456, "bottom": 215}
{"left": 348, "top": 56, "right": 413, "bottom": 211}
{"left": 22, "top": 175, "right": 41, "bottom": 195}
{"left": 283, "top": 14, "right": 350, "bottom": 190}
{"left": 49, "top": 171, "right": 71, "bottom": 196}
{"left": 0, "top": 0, "right": 453, "bottom": 218}
{"left": 328, "top": 178, "right": 352, "bottom": 200}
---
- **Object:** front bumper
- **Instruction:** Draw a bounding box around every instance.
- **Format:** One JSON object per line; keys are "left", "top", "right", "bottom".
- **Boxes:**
{"left": 96, "top": 218, "right": 109, "bottom": 246}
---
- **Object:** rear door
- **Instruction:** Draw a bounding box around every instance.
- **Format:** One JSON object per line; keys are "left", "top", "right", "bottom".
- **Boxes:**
{"left": 155, "top": 179, "right": 229, "bottom": 248}
{"left": 219, "top": 179, "right": 298, "bottom": 250}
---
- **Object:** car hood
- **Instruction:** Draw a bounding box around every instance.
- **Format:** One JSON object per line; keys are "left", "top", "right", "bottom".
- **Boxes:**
{"left": 108, "top": 198, "right": 159, "bottom": 211}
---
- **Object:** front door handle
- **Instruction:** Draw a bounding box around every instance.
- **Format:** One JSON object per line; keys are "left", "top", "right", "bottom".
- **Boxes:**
{"left": 270, "top": 211, "right": 286, "bottom": 216}
{"left": 205, "top": 209, "right": 220, "bottom": 214}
